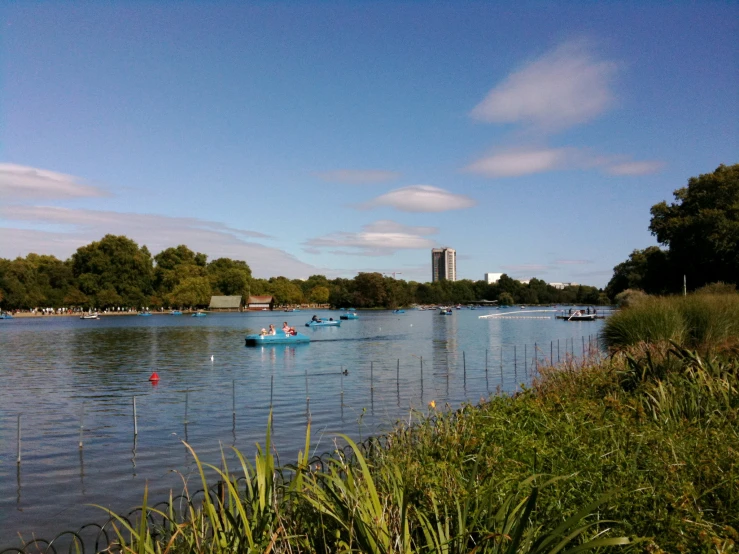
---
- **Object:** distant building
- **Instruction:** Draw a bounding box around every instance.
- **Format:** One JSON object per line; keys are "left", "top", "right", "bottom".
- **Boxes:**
{"left": 549, "top": 282, "right": 579, "bottom": 290}
{"left": 246, "top": 295, "right": 274, "bottom": 310}
{"left": 432, "top": 247, "right": 456, "bottom": 282}
{"left": 209, "top": 295, "right": 242, "bottom": 311}
{"left": 485, "top": 272, "right": 503, "bottom": 284}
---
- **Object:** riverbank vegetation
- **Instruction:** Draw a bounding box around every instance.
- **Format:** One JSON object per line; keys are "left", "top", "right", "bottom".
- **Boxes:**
{"left": 92, "top": 300, "right": 737, "bottom": 552}
{"left": 0, "top": 239, "right": 606, "bottom": 311}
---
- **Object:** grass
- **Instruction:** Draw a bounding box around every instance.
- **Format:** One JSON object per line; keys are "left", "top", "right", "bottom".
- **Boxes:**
{"left": 90, "top": 343, "right": 738, "bottom": 553}
{"left": 602, "top": 293, "right": 739, "bottom": 352}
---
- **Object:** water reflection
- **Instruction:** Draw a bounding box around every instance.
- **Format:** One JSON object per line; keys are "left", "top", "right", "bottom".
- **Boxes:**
{"left": 0, "top": 310, "right": 606, "bottom": 543}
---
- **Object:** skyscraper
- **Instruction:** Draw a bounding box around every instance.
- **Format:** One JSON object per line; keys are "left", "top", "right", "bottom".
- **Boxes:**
{"left": 431, "top": 247, "right": 456, "bottom": 282}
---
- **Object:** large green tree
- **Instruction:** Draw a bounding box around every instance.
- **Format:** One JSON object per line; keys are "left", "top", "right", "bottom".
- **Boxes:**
{"left": 71, "top": 234, "right": 154, "bottom": 307}
{"left": 649, "top": 164, "right": 738, "bottom": 290}
{"left": 605, "top": 246, "right": 673, "bottom": 298}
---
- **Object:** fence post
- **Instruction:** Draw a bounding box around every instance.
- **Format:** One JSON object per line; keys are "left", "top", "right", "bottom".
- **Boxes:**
{"left": 524, "top": 344, "right": 527, "bottom": 378}
{"left": 16, "top": 414, "right": 21, "bottom": 464}
{"left": 232, "top": 379, "right": 236, "bottom": 417}
{"left": 370, "top": 361, "right": 374, "bottom": 390}
{"left": 133, "top": 396, "right": 138, "bottom": 436}
{"left": 185, "top": 389, "right": 189, "bottom": 424}
{"left": 534, "top": 342, "right": 538, "bottom": 373}
{"left": 514, "top": 345, "right": 517, "bottom": 387}
{"left": 463, "top": 351, "right": 466, "bottom": 384}
{"left": 79, "top": 403, "right": 85, "bottom": 448}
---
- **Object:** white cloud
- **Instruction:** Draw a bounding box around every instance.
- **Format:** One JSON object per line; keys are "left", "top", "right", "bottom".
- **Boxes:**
{"left": 470, "top": 41, "right": 617, "bottom": 131}
{"left": 305, "top": 220, "right": 437, "bottom": 256}
{"left": 0, "top": 163, "right": 109, "bottom": 200}
{"left": 465, "top": 148, "right": 572, "bottom": 177}
{"left": 358, "top": 185, "right": 476, "bottom": 213}
{"left": 465, "top": 147, "right": 664, "bottom": 179}
{"left": 314, "top": 169, "right": 401, "bottom": 184}
{"left": 606, "top": 160, "right": 664, "bottom": 175}
{"left": 0, "top": 205, "right": 318, "bottom": 278}
{"left": 501, "top": 264, "right": 550, "bottom": 272}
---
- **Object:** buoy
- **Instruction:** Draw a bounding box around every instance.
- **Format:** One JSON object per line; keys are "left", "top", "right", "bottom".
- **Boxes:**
{"left": 149, "top": 372, "right": 160, "bottom": 382}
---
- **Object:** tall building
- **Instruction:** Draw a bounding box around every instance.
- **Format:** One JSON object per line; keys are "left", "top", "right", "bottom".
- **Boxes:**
{"left": 485, "top": 272, "right": 503, "bottom": 284}
{"left": 431, "top": 247, "right": 456, "bottom": 282}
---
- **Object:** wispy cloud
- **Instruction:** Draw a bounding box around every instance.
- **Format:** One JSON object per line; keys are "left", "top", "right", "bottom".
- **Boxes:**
{"left": 606, "top": 160, "right": 665, "bottom": 176}
{"left": 0, "top": 163, "right": 109, "bottom": 200}
{"left": 470, "top": 41, "right": 618, "bottom": 131}
{"left": 304, "top": 219, "right": 437, "bottom": 256}
{"left": 465, "top": 148, "right": 573, "bottom": 177}
{"left": 357, "top": 185, "right": 476, "bottom": 213}
{"left": 0, "top": 205, "right": 318, "bottom": 278}
{"left": 465, "top": 147, "right": 663, "bottom": 178}
{"left": 314, "top": 169, "right": 401, "bottom": 184}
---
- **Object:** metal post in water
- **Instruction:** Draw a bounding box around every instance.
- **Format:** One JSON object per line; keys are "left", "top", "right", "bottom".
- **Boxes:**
{"left": 16, "top": 414, "right": 21, "bottom": 464}
{"left": 582, "top": 336, "right": 585, "bottom": 361}
{"left": 524, "top": 344, "right": 527, "bottom": 378}
{"left": 500, "top": 346, "right": 503, "bottom": 388}
{"left": 133, "top": 396, "right": 138, "bottom": 436}
{"left": 270, "top": 374, "right": 274, "bottom": 409}
{"left": 463, "top": 351, "right": 466, "bottom": 384}
{"left": 370, "top": 361, "right": 374, "bottom": 390}
{"left": 535, "top": 342, "right": 538, "bottom": 373}
{"left": 485, "top": 349, "right": 488, "bottom": 376}
{"left": 185, "top": 389, "right": 189, "bottom": 424}
{"left": 232, "top": 379, "right": 236, "bottom": 416}
{"left": 558, "top": 339, "right": 560, "bottom": 363}
{"left": 420, "top": 356, "right": 423, "bottom": 387}
{"left": 79, "top": 403, "right": 85, "bottom": 448}
{"left": 551, "top": 341, "right": 553, "bottom": 365}
{"left": 396, "top": 359, "right": 400, "bottom": 390}
{"left": 514, "top": 345, "right": 517, "bottom": 386}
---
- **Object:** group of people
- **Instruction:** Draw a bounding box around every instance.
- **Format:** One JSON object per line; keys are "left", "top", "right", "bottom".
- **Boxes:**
{"left": 260, "top": 322, "right": 298, "bottom": 336}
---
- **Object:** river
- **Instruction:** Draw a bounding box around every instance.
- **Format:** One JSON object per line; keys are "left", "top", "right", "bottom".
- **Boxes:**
{"left": 0, "top": 307, "right": 606, "bottom": 545}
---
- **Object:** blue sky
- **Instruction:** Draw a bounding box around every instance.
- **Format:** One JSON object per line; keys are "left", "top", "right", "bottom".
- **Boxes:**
{"left": 1, "top": 2, "right": 737, "bottom": 286}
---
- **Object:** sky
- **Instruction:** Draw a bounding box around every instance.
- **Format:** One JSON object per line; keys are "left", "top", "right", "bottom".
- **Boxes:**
{"left": 1, "top": 2, "right": 737, "bottom": 287}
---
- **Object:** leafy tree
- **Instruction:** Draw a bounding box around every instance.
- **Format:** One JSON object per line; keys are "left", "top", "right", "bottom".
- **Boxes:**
{"left": 353, "top": 272, "right": 387, "bottom": 307}
{"left": 96, "top": 288, "right": 123, "bottom": 309}
{"left": 64, "top": 288, "right": 89, "bottom": 307}
{"left": 267, "top": 276, "right": 303, "bottom": 305}
{"left": 72, "top": 235, "right": 154, "bottom": 307}
{"left": 498, "top": 292, "right": 515, "bottom": 305}
{"left": 649, "top": 163, "right": 739, "bottom": 290}
{"left": 169, "top": 276, "right": 212, "bottom": 307}
{"left": 309, "top": 285, "right": 330, "bottom": 304}
{"left": 605, "top": 247, "right": 673, "bottom": 298}
{"left": 154, "top": 245, "right": 207, "bottom": 293}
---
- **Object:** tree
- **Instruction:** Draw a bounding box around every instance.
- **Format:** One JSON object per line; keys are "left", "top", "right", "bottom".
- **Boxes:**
{"left": 154, "top": 245, "right": 207, "bottom": 293}
{"left": 649, "top": 164, "right": 739, "bottom": 290}
{"left": 498, "top": 292, "right": 515, "bottom": 306}
{"left": 309, "top": 286, "right": 330, "bottom": 304}
{"left": 169, "top": 277, "right": 212, "bottom": 307}
{"left": 72, "top": 235, "right": 154, "bottom": 306}
{"left": 605, "top": 247, "right": 673, "bottom": 299}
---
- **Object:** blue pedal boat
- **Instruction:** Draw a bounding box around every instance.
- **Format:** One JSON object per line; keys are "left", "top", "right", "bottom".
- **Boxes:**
{"left": 245, "top": 332, "right": 310, "bottom": 346}
{"left": 171, "top": 310, "right": 183, "bottom": 315}
{"left": 305, "top": 319, "right": 341, "bottom": 327}
{"left": 138, "top": 312, "right": 152, "bottom": 316}
{"left": 393, "top": 309, "right": 405, "bottom": 314}
{"left": 0, "top": 312, "right": 13, "bottom": 319}
{"left": 340, "top": 312, "right": 359, "bottom": 320}
{"left": 192, "top": 311, "right": 207, "bottom": 317}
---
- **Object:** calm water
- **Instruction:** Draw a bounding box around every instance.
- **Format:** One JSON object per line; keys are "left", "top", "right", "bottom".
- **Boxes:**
{"left": 0, "top": 308, "right": 605, "bottom": 544}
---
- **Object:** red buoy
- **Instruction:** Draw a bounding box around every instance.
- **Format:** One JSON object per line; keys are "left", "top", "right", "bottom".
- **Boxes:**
{"left": 149, "top": 372, "right": 160, "bottom": 383}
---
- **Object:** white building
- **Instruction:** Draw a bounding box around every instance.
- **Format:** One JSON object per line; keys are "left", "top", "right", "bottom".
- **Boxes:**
{"left": 484, "top": 272, "right": 503, "bottom": 284}
{"left": 431, "top": 247, "right": 456, "bottom": 282}
{"left": 549, "top": 282, "right": 579, "bottom": 290}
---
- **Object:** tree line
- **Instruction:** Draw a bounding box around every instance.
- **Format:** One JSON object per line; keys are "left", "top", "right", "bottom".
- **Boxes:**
{"left": 605, "top": 164, "right": 738, "bottom": 298}
{"left": 0, "top": 235, "right": 607, "bottom": 311}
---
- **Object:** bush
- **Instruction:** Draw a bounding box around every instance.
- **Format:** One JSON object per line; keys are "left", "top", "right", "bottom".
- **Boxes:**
{"left": 613, "top": 288, "right": 647, "bottom": 308}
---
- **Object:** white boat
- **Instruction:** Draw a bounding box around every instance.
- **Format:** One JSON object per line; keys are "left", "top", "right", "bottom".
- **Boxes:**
{"left": 80, "top": 312, "right": 100, "bottom": 320}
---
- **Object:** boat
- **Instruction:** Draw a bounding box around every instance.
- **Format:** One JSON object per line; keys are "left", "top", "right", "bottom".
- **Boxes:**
{"left": 171, "top": 310, "right": 183, "bottom": 315}
{"left": 192, "top": 311, "right": 207, "bottom": 317}
{"left": 245, "top": 332, "right": 311, "bottom": 346}
{"left": 138, "top": 311, "right": 152, "bottom": 316}
{"left": 455, "top": 305, "right": 462, "bottom": 310}
{"left": 556, "top": 310, "right": 599, "bottom": 322}
{"left": 393, "top": 309, "right": 405, "bottom": 314}
{"left": 439, "top": 308, "right": 453, "bottom": 315}
{"left": 305, "top": 319, "right": 341, "bottom": 327}
{"left": 80, "top": 312, "right": 100, "bottom": 320}
{"left": 340, "top": 312, "right": 359, "bottom": 320}
{"left": 0, "top": 312, "right": 14, "bottom": 319}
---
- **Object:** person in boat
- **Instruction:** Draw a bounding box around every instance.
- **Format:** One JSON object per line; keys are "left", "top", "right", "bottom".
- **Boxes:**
{"left": 259, "top": 327, "right": 268, "bottom": 335}
{"left": 282, "top": 322, "right": 297, "bottom": 335}
{"left": 268, "top": 324, "right": 277, "bottom": 335}
{"left": 311, "top": 315, "right": 320, "bottom": 322}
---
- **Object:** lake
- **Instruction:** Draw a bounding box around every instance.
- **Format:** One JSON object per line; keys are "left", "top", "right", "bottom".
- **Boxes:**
{"left": 0, "top": 307, "right": 606, "bottom": 544}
